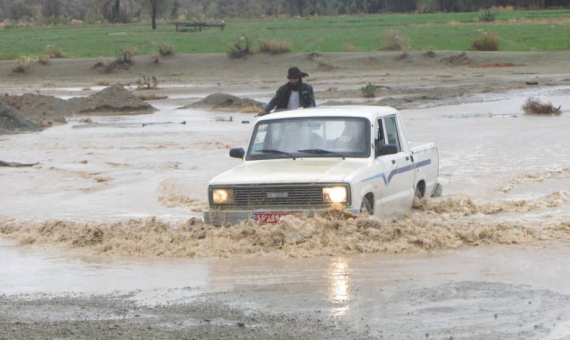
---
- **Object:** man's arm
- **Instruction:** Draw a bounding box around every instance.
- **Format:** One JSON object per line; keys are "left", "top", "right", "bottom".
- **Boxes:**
{"left": 261, "top": 86, "right": 283, "bottom": 115}
{"left": 306, "top": 84, "right": 316, "bottom": 108}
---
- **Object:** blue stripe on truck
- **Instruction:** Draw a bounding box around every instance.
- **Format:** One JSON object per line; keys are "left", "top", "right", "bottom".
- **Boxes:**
{"left": 361, "top": 159, "right": 432, "bottom": 185}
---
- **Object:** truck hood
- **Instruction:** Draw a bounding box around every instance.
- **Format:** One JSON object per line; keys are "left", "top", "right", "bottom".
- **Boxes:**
{"left": 210, "top": 159, "right": 368, "bottom": 185}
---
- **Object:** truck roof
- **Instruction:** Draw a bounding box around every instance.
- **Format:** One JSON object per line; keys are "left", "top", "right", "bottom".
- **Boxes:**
{"left": 257, "top": 106, "right": 399, "bottom": 122}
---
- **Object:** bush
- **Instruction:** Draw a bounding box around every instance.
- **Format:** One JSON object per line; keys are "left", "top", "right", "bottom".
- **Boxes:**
{"left": 37, "top": 54, "right": 51, "bottom": 66}
{"left": 228, "top": 35, "right": 252, "bottom": 59}
{"left": 12, "top": 56, "right": 34, "bottom": 73}
{"left": 361, "top": 83, "right": 377, "bottom": 98}
{"left": 44, "top": 45, "right": 66, "bottom": 59}
{"left": 470, "top": 33, "right": 500, "bottom": 51}
{"left": 137, "top": 76, "right": 159, "bottom": 90}
{"left": 479, "top": 9, "right": 496, "bottom": 22}
{"left": 258, "top": 38, "right": 292, "bottom": 54}
{"left": 522, "top": 97, "right": 562, "bottom": 115}
{"left": 380, "top": 29, "right": 410, "bottom": 51}
{"left": 115, "top": 47, "right": 138, "bottom": 65}
{"left": 157, "top": 42, "right": 175, "bottom": 57}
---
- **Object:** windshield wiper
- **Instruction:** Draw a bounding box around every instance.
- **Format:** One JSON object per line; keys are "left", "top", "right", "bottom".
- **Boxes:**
{"left": 298, "top": 149, "right": 346, "bottom": 159}
{"left": 257, "top": 149, "right": 295, "bottom": 158}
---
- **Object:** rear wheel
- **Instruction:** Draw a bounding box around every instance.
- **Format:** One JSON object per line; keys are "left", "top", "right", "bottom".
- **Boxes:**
{"left": 360, "top": 196, "right": 374, "bottom": 216}
{"left": 412, "top": 181, "right": 426, "bottom": 208}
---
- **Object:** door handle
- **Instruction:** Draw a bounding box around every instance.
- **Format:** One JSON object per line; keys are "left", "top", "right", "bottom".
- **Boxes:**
{"left": 405, "top": 156, "right": 410, "bottom": 161}
{"left": 391, "top": 160, "right": 396, "bottom": 165}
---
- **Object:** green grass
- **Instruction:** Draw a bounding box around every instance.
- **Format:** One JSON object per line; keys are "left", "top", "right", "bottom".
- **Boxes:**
{"left": 1, "top": 9, "right": 570, "bottom": 58}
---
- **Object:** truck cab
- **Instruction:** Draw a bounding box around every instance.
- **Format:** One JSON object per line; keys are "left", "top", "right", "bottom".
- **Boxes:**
{"left": 204, "top": 106, "right": 441, "bottom": 226}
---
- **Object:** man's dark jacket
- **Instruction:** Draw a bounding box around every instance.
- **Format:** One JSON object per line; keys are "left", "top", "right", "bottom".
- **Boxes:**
{"left": 262, "top": 82, "right": 316, "bottom": 114}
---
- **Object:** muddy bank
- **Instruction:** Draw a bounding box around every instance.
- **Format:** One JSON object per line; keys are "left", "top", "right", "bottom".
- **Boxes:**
{"left": 1, "top": 279, "right": 568, "bottom": 340}
{"left": 1, "top": 192, "right": 568, "bottom": 258}
{"left": 1, "top": 85, "right": 156, "bottom": 129}
{"left": 180, "top": 93, "right": 264, "bottom": 112}
{"left": 0, "top": 100, "right": 40, "bottom": 134}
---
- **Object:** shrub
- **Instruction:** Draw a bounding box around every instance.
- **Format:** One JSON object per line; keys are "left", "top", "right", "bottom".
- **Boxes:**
{"left": 343, "top": 43, "right": 363, "bottom": 52}
{"left": 157, "top": 42, "right": 175, "bottom": 57}
{"left": 44, "top": 45, "right": 66, "bottom": 59}
{"left": 37, "top": 54, "right": 51, "bottom": 66}
{"left": 12, "top": 56, "right": 34, "bottom": 73}
{"left": 361, "top": 83, "right": 377, "bottom": 98}
{"left": 380, "top": 29, "right": 410, "bottom": 51}
{"left": 116, "top": 47, "right": 138, "bottom": 65}
{"left": 522, "top": 97, "right": 562, "bottom": 115}
{"left": 137, "top": 76, "right": 158, "bottom": 90}
{"left": 228, "top": 35, "right": 252, "bottom": 59}
{"left": 479, "top": 9, "right": 496, "bottom": 22}
{"left": 258, "top": 38, "right": 292, "bottom": 54}
{"left": 470, "top": 33, "right": 500, "bottom": 51}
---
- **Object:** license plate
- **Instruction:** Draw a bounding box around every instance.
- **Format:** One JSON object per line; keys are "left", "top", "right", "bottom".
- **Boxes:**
{"left": 253, "top": 212, "right": 297, "bottom": 224}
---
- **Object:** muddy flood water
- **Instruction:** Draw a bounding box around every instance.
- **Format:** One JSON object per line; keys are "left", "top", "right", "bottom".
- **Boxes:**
{"left": 1, "top": 85, "right": 570, "bottom": 339}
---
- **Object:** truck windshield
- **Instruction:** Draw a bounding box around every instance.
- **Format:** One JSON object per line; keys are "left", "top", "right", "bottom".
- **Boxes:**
{"left": 247, "top": 117, "right": 371, "bottom": 160}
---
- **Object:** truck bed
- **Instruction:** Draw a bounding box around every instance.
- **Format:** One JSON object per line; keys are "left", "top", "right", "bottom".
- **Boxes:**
{"left": 409, "top": 142, "right": 440, "bottom": 197}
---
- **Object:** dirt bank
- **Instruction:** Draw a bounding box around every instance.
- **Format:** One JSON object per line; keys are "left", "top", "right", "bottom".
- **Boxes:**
{"left": 2, "top": 51, "right": 570, "bottom": 112}
{"left": 181, "top": 93, "right": 264, "bottom": 112}
{"left": 1, "top": 85, "right": 156, "bottom": 129}
{"left": 0, "top": 100, "right": 40, "bottom": 134}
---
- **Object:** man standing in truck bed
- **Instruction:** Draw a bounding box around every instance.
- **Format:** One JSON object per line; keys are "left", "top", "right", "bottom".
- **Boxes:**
{"left": 259, "top": 67, "right": 316, "bottom": 116}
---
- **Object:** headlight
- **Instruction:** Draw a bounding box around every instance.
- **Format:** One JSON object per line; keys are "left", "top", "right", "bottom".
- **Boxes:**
{"left": 323, "top": 186, "right": 348, "bottom": 203}
{"left": 212, "top": 188, "right": 234, "bottom": 205}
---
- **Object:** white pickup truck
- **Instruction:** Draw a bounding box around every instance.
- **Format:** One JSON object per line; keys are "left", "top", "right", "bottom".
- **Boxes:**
{"left": 204, "top": 106, "right": 442, "bottom": 226}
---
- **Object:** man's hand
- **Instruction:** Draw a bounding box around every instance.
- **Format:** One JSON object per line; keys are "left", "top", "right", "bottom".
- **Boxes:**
{"left": 256, "top": 110, "right": 267, "bottom": 117}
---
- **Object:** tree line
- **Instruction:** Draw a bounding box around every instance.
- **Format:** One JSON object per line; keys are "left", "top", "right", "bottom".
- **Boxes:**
{"left": 1, "top": 0, "right": 569, "bottom": 24}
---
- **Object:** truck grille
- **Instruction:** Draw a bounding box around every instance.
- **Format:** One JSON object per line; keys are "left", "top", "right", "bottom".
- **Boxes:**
{"left": 210, "top": 184, "right": 350, "bottom": 208}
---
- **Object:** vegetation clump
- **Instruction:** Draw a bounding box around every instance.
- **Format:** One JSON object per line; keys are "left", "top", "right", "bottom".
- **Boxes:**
{"left": 37, "top": 54, "right": 50, "bottom": 66}
{"left": 137, "top": 76, "right": 159, "bottom": 90}
{"left": 157, "top": 42, "right": 175, "bottom": 57}
{"left": 380, "top": 29, "right": 410, "bottom": 51}
{"left": 92, "top": 48, "right": 138, "bottom": 73}
{"left": 470, "top": 33, "right": 500, "bottom": 51}
{"left": 44, "top": 45, "right": 66, "bottom": 59}
{"left": 12, "top": 56, "right": 34, "bottom": 73}
{"left": 522, "top": 97, "right": 562, "bottom": 115}
{"left": 228, "top": 35, "right": 252, "bottom": 59}
{"left": 115, "top": 47, "right": 138, "bottom": 66}
{"left": 361, "top": 83, "right": 377, "bottom": 98}
{"left": 479, "top": 8, "right": 496, "bottom": 22}
{"left": 258, "top": 38, "right": 292, "bottom": 54}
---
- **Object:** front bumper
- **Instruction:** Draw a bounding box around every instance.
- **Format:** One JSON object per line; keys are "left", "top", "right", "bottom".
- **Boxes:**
{"left": 204, "top": 207, "right": 360, "bottom": 227}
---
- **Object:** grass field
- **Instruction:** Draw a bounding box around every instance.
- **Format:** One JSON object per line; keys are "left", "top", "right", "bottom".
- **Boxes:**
{"left": 1, "top": 9, "right": 570, "bottom": 58}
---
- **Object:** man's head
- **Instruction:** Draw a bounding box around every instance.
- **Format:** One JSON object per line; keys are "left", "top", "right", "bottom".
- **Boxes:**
{"left": 287, "top": 67, "right": 308, "bottom": 84}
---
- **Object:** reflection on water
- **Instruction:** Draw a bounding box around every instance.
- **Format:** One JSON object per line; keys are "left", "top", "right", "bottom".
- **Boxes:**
{"left": 329, "top": 258, "right": 351, "bottom": 317}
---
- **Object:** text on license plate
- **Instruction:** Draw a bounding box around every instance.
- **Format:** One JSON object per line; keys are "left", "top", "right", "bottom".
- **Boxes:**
{"left": 253, "top": 212, "right": 298, "bottom": 224}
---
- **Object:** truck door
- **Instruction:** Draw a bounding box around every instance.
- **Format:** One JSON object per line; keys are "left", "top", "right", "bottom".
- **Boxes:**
{"left": 375, "top": 116, "right": 415, "bottom": 215}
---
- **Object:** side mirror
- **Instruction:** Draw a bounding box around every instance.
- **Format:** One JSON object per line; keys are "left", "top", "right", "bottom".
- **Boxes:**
{"left": 375, "top": 144, "right": 398, "bottom": 158}
{"left": 229, "top": 147, "right": 245, "bottom": 159}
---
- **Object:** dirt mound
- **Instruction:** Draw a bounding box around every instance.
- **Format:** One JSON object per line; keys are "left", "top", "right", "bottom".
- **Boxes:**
{"left": 1, "top": 94, "right": 68, "bottom": 128}
{"left": 0, "top": 100, "right": 41, "bottom": 134}
{"left": 440, "top": 52, "right": 471, "bottom": 65}
{"left": 68, "top": 84, "right": 156, "bottom": 115}
{"left": 181, "top": 93, "right": 264, "bottom": 112}
{"left": 1, "top": 85, "right": 156, "bottom": 129}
